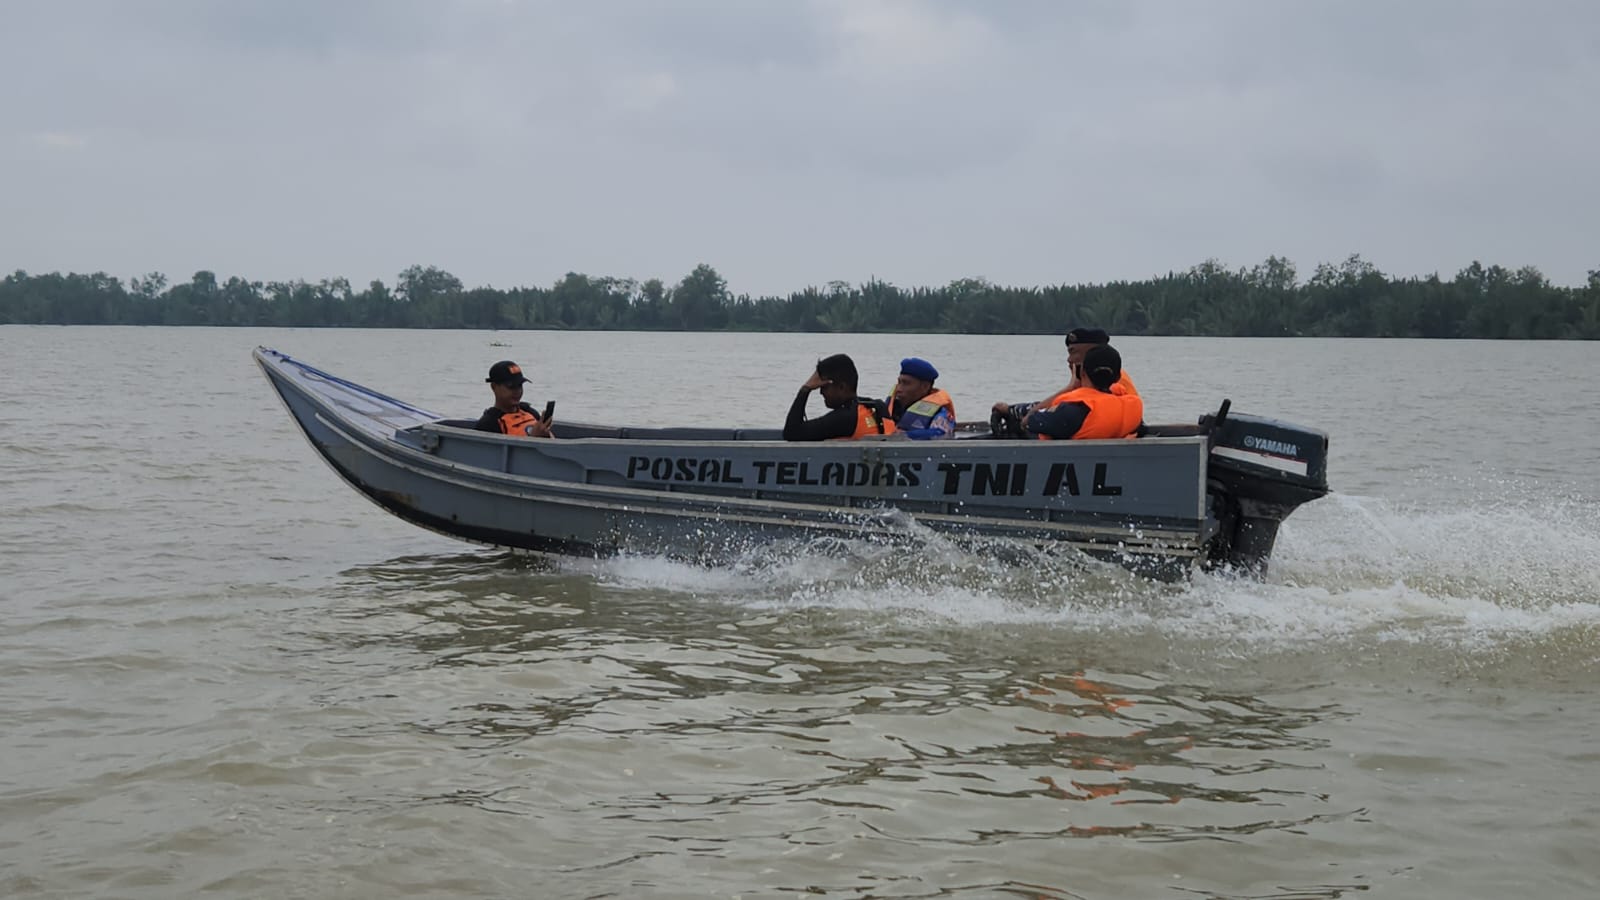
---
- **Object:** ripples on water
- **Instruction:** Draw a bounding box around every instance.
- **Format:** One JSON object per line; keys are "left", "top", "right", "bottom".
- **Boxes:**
{"left": 6, "top": 502, "right": 1600, "bottom": 897}
{"left": 164, "top": 484, "right": 1587, "bottom": 898}
{"left": 286, "top": 550, "right": 1366, "bottom": 899}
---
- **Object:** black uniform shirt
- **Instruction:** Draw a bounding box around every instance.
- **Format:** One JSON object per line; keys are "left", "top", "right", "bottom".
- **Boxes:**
{"left": 783, "top": 390, "right": 860, "bottom": 441}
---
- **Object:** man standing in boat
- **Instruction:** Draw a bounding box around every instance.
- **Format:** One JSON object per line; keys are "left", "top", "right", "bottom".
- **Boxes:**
{"left": 783, "top": 354, "right": 896, "bottom": 441}
{"left": 885, "top": 357, "right": 957, "bottom": 440}
{"left": 473, "top": 360, "right": 553, "bottom": 438}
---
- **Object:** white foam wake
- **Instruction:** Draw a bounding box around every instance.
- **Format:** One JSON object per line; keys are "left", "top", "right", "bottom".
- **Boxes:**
{"left": 555, "top": 491, "right": 1600, "bottom": 660}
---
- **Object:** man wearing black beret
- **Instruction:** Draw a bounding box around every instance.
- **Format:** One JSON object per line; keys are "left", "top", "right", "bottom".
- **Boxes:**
{"left": 1022, "top": 344, "right": 1143, "bottom": 440}
{"left": 990, "top": 326, "right": 1139, "bottom": 435}
{"left": 1060, "top": 328, "right": 1134, "bottom": 396}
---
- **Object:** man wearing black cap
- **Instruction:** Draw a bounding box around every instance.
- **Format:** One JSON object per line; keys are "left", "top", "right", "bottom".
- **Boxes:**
{"left": 473, "top": 360, "right": 553, "bottom": 437}
{"left": 885, "top": 357, "right": 956, "bottom": 440}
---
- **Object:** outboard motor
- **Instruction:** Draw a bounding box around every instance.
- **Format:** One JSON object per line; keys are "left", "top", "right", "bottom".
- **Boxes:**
{"left": 1204, "top": 410, "right": 1330, "bottom": 573}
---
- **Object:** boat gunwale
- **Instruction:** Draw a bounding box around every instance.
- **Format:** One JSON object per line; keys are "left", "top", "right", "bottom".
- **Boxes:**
{"left": 414, "top": 418, "right": 1212, "bottom": 451}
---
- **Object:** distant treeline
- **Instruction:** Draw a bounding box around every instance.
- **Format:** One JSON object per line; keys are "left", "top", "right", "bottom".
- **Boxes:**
{"left": 4, "top": 257, "right": 1598, "bottom": 338}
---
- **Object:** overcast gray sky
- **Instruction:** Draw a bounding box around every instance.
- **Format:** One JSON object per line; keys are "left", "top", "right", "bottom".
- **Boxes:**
{"left": 5, "top": 0, "right": 1596, "bottom": 295}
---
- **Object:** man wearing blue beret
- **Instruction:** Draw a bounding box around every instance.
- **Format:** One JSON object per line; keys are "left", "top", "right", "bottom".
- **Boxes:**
{"left": 886, "top": 357, "right": 957, "bottom": 440}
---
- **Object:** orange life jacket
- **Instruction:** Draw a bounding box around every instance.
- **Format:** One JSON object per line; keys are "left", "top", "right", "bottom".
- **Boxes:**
{"left": 1037, "top": 384, "right": 1143, "bottom": 440}
{"left": 497, "top": 408, "right": 544, "bottom": 437}
{"left": 1116, "top": 371, "right": 1139, "bottom": 397}
{"left": 831, "top": 400, "right": 898, "bottom": 440}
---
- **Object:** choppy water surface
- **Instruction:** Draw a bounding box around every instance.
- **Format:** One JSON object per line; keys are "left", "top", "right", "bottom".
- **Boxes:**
{"left": 2, "top": 327, "right": 1598, "bottom": 898}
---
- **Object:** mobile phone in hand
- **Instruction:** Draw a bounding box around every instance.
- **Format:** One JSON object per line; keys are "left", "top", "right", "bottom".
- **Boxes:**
{"left": 543, "top": 401, "right": 555, "bottom": 422}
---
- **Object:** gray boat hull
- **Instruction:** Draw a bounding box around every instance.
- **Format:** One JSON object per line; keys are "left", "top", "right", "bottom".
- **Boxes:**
{"left": 255, "top": 347, "right": 1328, "bottom": 580}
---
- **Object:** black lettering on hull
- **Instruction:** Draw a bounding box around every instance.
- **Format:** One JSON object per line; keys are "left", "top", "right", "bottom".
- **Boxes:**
{"left": 938, "top": 462, "right": 972, "bottom": 495}
{"left": 1091, "top": 463, "right": 1122, "bottom": 496}
{"left": 973, "top": 463, "right": 1029, "bottom": 496}
{"left": 1044, "top": 462, "right": 1080, "bottom": 497}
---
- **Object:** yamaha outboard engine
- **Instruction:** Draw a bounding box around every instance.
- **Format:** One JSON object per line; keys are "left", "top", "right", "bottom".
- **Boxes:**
{"left": 1203, "top": 409, "right": 1330, "bottom": 573}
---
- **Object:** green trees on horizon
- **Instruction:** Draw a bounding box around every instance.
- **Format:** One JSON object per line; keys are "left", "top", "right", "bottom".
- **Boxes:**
{"left": 3, "top": 257, "right": 1598, "bottom": 339}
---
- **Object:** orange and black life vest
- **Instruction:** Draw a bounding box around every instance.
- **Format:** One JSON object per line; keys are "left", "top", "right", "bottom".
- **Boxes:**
{"left": 497, "top": 407, "right": 544, "bottom": 437}
{"left": 830, "top": 400, "right": 898, "bottom": 440}
{"left": 1036, "top": 385, "right": 1143, "bottom": 440}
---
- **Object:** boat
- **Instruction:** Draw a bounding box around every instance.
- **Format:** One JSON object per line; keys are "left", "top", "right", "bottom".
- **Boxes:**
{"left": 254, "top": 347, "right": 1329, "bottom": 580}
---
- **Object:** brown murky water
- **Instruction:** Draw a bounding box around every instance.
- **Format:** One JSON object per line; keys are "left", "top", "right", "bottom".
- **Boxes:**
{"left": 3, "top": 326, "right": 1597, "bottom": 898}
